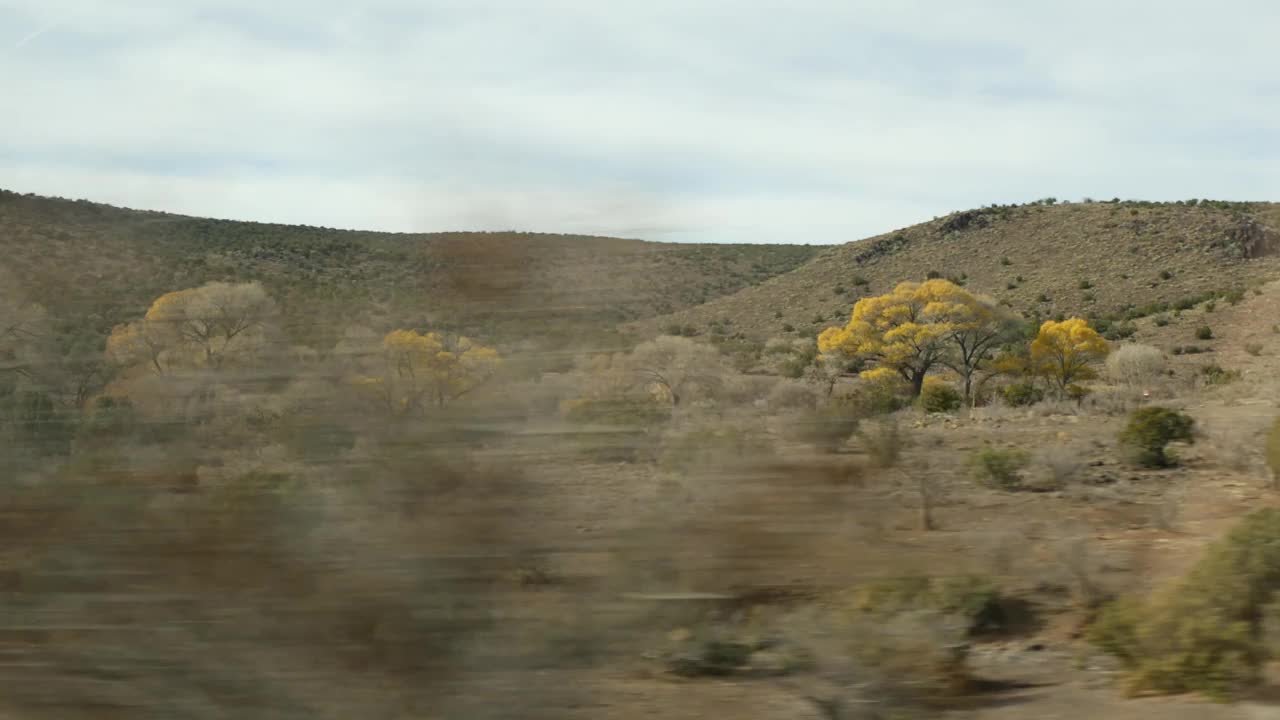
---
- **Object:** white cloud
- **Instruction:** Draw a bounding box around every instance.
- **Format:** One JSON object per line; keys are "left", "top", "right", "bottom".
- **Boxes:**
{"left": 2, "top": 0, "right": 1279, "bottom": 243}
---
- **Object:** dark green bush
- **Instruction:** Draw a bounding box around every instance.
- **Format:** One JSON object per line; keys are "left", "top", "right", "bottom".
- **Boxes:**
{"left": 1199, "top": 363, "right": 1240, "bottom": 386}
{"left": 1119, "top": 406, "right": 1195, "bottom": 468}
{"left": 919, "top": 382, "right": 962, "bottom": 413}
{"left": 1001, "top": 382, "right": 1044, "bottom": 407}
{"left": 854, "top": 575, "right": 1005, "bottom": 636}
{"left": 1088, "top": 508, "right": 1280, "bottom": 700}
{"left": 1196, "top": 326, "right": 1214, "bottom": 340}
{"left": 970, "top": 445, "right": 1029, "bottom": 490}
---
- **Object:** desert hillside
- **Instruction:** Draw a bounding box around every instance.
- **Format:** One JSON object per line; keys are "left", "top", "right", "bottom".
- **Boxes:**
{"left": 0, "top": 189, "right": 817, "bottom": 350}
{"left": 635, "top": 199, "right": 1280, "bottom": 342}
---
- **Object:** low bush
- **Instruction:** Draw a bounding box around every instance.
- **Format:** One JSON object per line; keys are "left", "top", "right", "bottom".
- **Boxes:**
{"left": 1119, "top": 406, "right": 1195, "bottom": 468}
{"left": 1246, "top": 343, "right": 1264, "bottom": 357}
{"left": 858, "top": 417, "right": 903, "bottom": 468}
{"left": 1087, "top": 508, "right": 1280, "bottom": 700}
{"left": 919, "top": 378, "right": 962, "bottom": 413}
{"left": 851, "top": 575, "right": 1005, "bottom": 636}
{"left": 1199, "top": 363, "right": 1241, "bottom": 386}
{"left": 971, "top": 445, "right": 1030, "bottom": 490}
{"left": 1001, "top": 382, "right": 1044, "bottom": 407}
{"left": 1196, "top": 325, "right": 1214, "bottom": 340}
{"left": 790, "top": 401, "right": 862, "bottom": 453}
{"left": 1106, "top": 344, "right": 1165, "bottom": 387}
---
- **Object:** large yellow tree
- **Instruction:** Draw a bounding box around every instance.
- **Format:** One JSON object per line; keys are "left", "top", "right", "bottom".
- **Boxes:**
{"left": 107, "top": 282, "right": 276, "bottom": 373}
{"left": 359, "top": 329, "right": 501, "bottom": 414}
{"left": 1030, "top": 318, "right": 1110, "bottom": 395}
{"left": 819, "top": 279, "right": 1008, "bottom": 397}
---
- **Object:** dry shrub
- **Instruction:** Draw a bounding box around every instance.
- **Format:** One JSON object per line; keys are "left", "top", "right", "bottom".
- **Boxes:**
{"left": 857, "top": 417, "right": 904, "bottom": 468}
{"left": 767, "top": 378, "right": 820, "bottom": 411}
{"left": 1106, "top": 343, "right": 1166, "bottom": 387}
{"left": 1029, "top": 444, "right": 1085, "bottom": 490}
{"left": 787, "top": 401, "right": 862, "bottom": 453}
{"left": 778, "top": 602, "right": 974, "bottom": 716}
{"left": 1201, "top": 423, "right": 1257, "bottom": 474}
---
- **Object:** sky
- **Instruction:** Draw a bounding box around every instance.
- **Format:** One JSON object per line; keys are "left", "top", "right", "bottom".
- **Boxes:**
{"left": 2, "top": 1, "right": 1279, "bottom": 244}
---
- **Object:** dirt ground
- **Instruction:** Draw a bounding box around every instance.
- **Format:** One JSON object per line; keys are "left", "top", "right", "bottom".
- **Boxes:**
{"left": 493, "top": 282, "right": 1280, "bottom": 719}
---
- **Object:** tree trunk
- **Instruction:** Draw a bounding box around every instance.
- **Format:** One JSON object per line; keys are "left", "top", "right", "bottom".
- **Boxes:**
{"left": 909, "top": 369, "right": 926, "bottom": 397}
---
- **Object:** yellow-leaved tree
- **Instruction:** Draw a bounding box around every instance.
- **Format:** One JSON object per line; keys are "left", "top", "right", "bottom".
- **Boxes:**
{"left": 107, "top": 281, "right": 277, "bottom": 373}
{"left": 360, "top": 329, "right": 501, "bottom": 414}
{"left": 819, "top": 279, "right": 1012, "bottom": 398}
{"left": 1030, "top": 318, "right": 1110, "bottom": 396}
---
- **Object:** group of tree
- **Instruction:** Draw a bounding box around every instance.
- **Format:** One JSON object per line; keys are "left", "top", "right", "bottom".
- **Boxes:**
{"left": 817, "top": 279, "right": 1111, "bottom": 404}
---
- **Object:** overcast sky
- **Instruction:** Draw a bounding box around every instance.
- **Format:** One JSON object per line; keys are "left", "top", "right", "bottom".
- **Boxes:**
{"left": 3, "top": 1, "right": 1279, "bottom": 244}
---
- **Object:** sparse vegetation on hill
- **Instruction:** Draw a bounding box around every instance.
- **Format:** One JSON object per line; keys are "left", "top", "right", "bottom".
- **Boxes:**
{"left": 0, "top": 188, "right": 816, "bottom": 353}
{"left": 635, "top": 199, "right": 1280, "bottom": 344}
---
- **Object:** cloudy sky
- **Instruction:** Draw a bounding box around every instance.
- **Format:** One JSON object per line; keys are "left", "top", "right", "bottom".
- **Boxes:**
{"left": 3, "top": 1, "right": 1279, "bottom": 244}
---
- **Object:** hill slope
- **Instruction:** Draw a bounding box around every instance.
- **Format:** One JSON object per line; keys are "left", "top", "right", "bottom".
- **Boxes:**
{"left": 634, "top": 200, "right": 1280, "bottom": 341}
{"left": 0, "top": 189, "right": 818, "bottom": 350}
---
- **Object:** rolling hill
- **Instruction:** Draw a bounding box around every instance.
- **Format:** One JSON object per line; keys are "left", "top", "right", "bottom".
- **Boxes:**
{"left": 0, "top": 189, "right": 818, "bottom": 351}
{"left": 633, "top": 199, "right": 1280, "bottom": 342}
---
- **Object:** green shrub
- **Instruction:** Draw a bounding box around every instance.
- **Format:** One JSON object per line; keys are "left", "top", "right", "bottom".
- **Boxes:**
{"left": 1225, "top": 289, "right": 1245, "bottom": 305}
{"left": 1006, "top": 281, "right": 1018, "bottom": 290}
{"left": 1087, "top": 508, "right": 1280, "bottom": 700}
{"left": 1105, "top": 323, "right": 1137, "bottom": 341}
{"left": 1205, "top": 301, "right": 1217, "bottom": 313}
{"left": 1015, "top": 275, "right": 1025, "bottom": 283}
{"left": 1036, "top": 293, "right": 1050, "bottom": 303}
{"left": 1078, "top": 279, "right": 1093, "bottom": 290}
{"left": 853, "top": 575, "right": 1004, "bottom": 636}
{"left": 971, "top": 445, "right": 1030, "bottom": 490}
{"left": 1119, "top": 406, "right": 1195, "bottom": 468}
{"left": 919, "top": 381, "right": 962, "bottom": 413}
{"left": 1196, "top": 325, "right": 1214, "bottom": 340}
{"left": 1153, "top": 315, "right": 1170, "bottom": 327}
{"left": 1001, "top": 382, "right": 1044, "bottom": 407}
{"left": 1200, "top": 363, "right": 1241, "bottom": 386}
{"left": 852, "top": 275, "right": 869, "bottom": 286}
{"left": 833, "top": 285, "right": 846, "bottom": 295}
{"left": 926, "top": 270, "right": 942, "bottom": 279}
{"left": 1159, "top": 270, "right": 1173, "bottom": 280}
{"left": 1245, "top": 343, "right": 1263, "bottom": 357}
